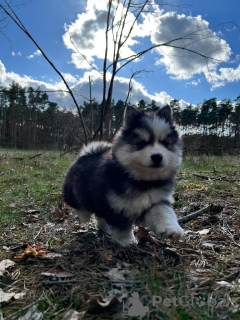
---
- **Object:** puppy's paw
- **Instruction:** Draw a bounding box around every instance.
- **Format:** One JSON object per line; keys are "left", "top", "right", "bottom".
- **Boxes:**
{"left": 116, "top": 235, "right": 137, "bottom": 247}
{"left": 156, "top": 222, "right": 184, "bottom": 240}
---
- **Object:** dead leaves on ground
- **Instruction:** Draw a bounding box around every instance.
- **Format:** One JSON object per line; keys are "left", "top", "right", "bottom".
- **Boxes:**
{"left": 1, "top": 199, "right": 240, "bottom": 318}
{"left": 14, "top": 244, "right": 62, "bottom": 260}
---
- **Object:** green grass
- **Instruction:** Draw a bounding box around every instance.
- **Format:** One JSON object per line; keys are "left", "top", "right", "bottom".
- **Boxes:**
{"left": 1, "top": 151, "right": 238, "bottom": 225}
{"left": 0, "top": 149, "right": 75, "bottom": 224}
{"left": 182, "top": 154, "right": 239, "bottom": 172}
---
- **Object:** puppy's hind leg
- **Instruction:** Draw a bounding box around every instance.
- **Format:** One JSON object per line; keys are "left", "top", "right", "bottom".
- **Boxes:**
{"left": 95, "top": 217, "right": 136, "bottom": 246}
{"left": 110, "top": 226, "right": 137, "bottom": 246}
{"left": 74, "top": 209, "right": 92, "bottom": 223}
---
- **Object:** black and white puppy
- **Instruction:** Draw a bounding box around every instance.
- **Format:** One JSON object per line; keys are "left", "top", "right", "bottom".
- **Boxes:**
{"left": 63, "top": 105, "right": 184, "bottom": 245}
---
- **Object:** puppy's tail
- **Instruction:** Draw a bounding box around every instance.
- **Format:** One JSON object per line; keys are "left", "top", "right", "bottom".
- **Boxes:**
{"left": 80, "top": 141, "right": 111, "bottom": 156}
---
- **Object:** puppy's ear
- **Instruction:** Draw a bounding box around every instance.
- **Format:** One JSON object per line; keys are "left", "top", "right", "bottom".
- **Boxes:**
{"left": 157, "top": 105, "right": 172, "bottom": 122}
{"left": 123, "top": 105, "right": 140, "bottom": 125}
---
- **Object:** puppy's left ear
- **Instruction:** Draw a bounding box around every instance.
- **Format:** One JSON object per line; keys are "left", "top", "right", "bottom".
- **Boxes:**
{"left": 157, "top": 105, "right": 172, "bottom": 122}
{"left": 123, "top": 105, "right": 140, "bottom": 125}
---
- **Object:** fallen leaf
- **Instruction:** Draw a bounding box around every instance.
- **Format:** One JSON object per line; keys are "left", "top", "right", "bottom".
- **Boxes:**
{"left": 41, "top": 271, "right": 74, "bottom": 278}
{"left": 14, "top": 245, "right": 61, "bottom": 260}
{"left": 216, "top": 281, "right": 235, "bottom": 288}
{"left": 197, "top": 229, "right": 210, "bottom": 235}
{"left": 0, "top": 259, "right": 15, "bottom": 276}
{"left": 201, "top": 241, "right": 215, "bottom": 248}
{"left": 18, "top": 304, "right": 43, "bottom": 320}
{"left": 107, "top": 268, "right": 126, "bottom": 281}
{"left": 61, "top": 309, "right": 86, "bottom": 320}
{"left": 14, "top": 291, "right": 28, "bottom": 300}
{"left": 199, "top": 186, "right": 208, "bottom": 191}
{"left": 25, "top": 209, "right": 40, "bottom": 215}
{"left": 0, "top": 288, "right": 15, "bottom": 303}
{"left": 51, "top": 210, "right": 63, "bottom": 218}
{"left": 135, "top": 227, "right": 157, "bottom": 245}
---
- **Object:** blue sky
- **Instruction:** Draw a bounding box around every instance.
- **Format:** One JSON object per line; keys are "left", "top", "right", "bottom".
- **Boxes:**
{"left": 0, "top": 0, "right": 240, "bottom": 108}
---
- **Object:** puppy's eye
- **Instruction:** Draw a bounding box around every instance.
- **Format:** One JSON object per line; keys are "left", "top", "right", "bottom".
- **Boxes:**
{"left": 161, "top": 140, "right": 169, "bottom": 148}
{"left": 136, "top": 141, "right": 148, "bottom": 149}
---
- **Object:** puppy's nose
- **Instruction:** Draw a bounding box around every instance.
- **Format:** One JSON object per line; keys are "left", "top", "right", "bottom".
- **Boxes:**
{"left": 151, "top": 153, "right": 163, "bottom": 165}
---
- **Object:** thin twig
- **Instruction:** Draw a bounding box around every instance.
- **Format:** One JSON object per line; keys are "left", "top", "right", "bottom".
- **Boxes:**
{"left": 178, "top": 205, "right": 211, "bottom": 224}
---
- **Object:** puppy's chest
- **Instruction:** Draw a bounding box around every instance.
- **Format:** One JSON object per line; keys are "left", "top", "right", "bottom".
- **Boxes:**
{"left": 107, "top": 187, "right": 171, "bottom": 217}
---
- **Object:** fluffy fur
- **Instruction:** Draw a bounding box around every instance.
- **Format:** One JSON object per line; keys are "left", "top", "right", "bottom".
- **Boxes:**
{"left": 63, "top": 105, "right": 184, "bottom": 245}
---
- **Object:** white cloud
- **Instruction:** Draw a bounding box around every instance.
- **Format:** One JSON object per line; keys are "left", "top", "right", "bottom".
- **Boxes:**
{"left": 62, "top": 0, "right": 139, "bottom": 69}
{"left": 185, "top": 78, "right": 201, "bottom": 87}
{"left": 62, "top": 0, "right": 238, "bottom": 90}
{"left": 27, "top": 49, "right": 42, "bottom": 59}
{"left": 0, "top": 60, "right": 7, "bottom": 83}
{"left": 71, "top": 70, "right": 183, "bottom": 107}
{"left": 0, "top": 60, "right": 189, "bottom": 108}
{"left": 62, "top": 73, "right": 78, "bottom": 84}
{"left": 12, "top": 51, "right": 22, "bottom": 57}
{"left": 145, "top": 11, "right": 231, "bottom": 80}
{"left": 0, "top": 60, "right": 66, "bottom": 102}
{"left": 0, "top": 61, "right": 187, "bottom": 106}
{"left": 205, "top": 63, "right": 240, "bottom": 90}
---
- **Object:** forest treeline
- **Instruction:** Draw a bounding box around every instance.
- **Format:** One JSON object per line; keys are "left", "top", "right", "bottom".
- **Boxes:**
{"left": 0, "top": 82, "right": 240, "bottom": 153}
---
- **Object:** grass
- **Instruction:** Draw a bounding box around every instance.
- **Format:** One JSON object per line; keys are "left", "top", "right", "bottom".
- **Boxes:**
{"left": 0, "top": 149, "right": 240, "bottom": 319}
{"left": 0, "top": 149, "right": 74, "bottom": 225}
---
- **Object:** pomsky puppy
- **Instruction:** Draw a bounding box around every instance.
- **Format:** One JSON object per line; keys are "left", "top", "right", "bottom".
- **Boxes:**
{"left": 63, "top": 105, "right": 184, "bottom": 245}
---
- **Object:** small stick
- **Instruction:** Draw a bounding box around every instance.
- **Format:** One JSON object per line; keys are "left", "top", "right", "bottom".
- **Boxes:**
{"left": 178, "top": 205, "right": 211, "bottom": 224}
{"left": 29, "top": 153, "right": 42, "bottom": 159}
{"left": 192, "top": 173, "right": 210, "bottom": 180}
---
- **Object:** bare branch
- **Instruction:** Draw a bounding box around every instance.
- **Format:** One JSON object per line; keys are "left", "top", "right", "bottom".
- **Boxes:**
{"left": 119, "top": 0, "right": 148, "bottom": 49}
{"left": 115, "top": 39, "right": 221, "bottom": 75}
{"left": 69, "top": 36, "right": 102, "bottom": 75}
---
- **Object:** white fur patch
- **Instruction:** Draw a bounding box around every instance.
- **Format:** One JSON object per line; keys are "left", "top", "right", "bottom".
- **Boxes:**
{"left": 142, "top": 204, "right": 184, "bottom": 240}
{"left": 145, "top": 116, "right": 171, "bottom": 141}
{"left": 80, "top": 141, "right": 110, "bottom": 156}
{"left": 107, "top": 188, "right": 173, "bottom": 217}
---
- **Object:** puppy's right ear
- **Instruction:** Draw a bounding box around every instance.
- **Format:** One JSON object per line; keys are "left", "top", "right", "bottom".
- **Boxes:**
{"left": 123, "top": 105, "right": 140, "bottom": 125}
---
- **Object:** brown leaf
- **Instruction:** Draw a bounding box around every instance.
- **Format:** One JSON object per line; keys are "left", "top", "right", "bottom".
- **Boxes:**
{"left": 135, "top": 227, "right": 157, "bottom": 245}
{"left": 51, "top": 210, "right": 63, "bottom": 218}
{"left": 14, "top": 245, "right": 49, "bottom": 260}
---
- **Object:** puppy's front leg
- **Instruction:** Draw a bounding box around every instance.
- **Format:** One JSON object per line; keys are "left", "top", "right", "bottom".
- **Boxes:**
{"left": 142, "top": 203, "right": 184, "bottom": 240}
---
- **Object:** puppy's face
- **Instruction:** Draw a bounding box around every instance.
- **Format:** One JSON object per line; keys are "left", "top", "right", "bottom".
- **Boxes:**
{"left": 114, "top": 105, "right": 182, "bottom": 180}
